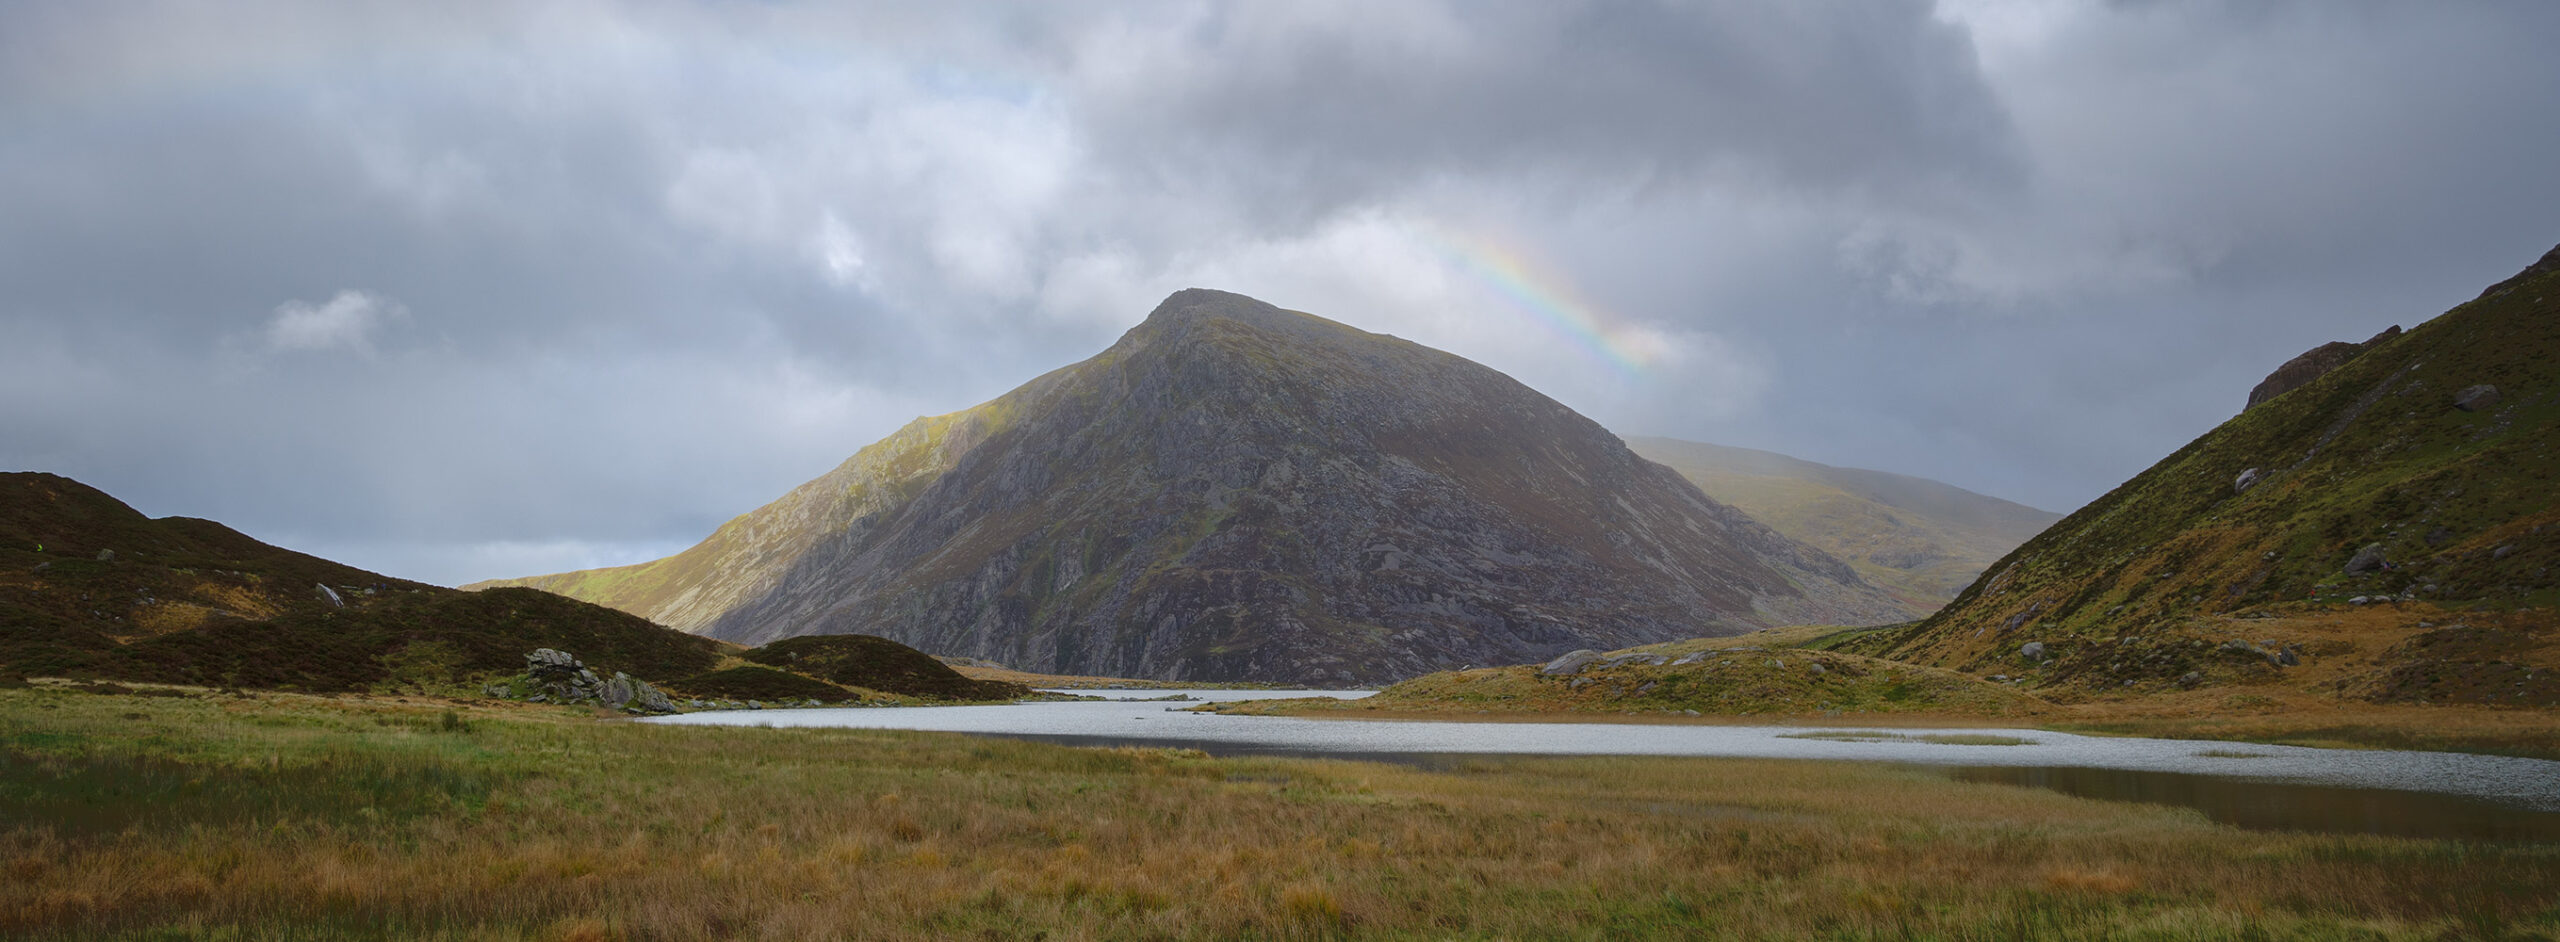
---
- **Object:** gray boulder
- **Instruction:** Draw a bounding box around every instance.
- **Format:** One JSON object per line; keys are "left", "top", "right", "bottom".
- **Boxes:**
{"left": 601, "top": 673, "right": 636, "bottom": 710}
{"left": 2019, "top": 641, "right": 2047, "bottom": 660}
{"left": 2234, "top": 468, "right": 2262, "bottom": 493}
{"left": 2344, "top": 543, "right": 2389, "bottom": 574}
{"left": 1540, "top": 649, "right": 1604, "bottom": 676}
{"left": 2453, "top": 384, "right": 2500, "bottom": 412}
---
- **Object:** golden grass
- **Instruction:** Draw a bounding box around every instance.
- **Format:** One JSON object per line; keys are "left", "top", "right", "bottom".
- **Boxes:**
{"left": 4, "top": 686, "right": 2557, "bottom": 940}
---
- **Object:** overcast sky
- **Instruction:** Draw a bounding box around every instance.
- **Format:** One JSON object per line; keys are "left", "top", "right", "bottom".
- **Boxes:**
{"left": 5, "top": 1, "right": 2556, "bottom": 586}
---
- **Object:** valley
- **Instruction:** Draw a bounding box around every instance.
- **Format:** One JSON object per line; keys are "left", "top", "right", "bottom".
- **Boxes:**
{"left": 5, "top": 257, "right": 2556, "bottom": 939}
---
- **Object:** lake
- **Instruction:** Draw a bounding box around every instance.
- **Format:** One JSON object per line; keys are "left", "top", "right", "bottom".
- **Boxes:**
{"left": 644, "top": 688, "right": 2560, "bottom": 840}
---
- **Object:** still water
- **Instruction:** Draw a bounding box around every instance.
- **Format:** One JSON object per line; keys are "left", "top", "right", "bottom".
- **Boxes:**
{"left": 644, "top": 688, "right": 2560, "bottom": 840}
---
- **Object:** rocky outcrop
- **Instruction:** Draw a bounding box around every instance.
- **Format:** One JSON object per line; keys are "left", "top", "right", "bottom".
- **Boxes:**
{"left": 504, "top": 648, "right": 677, "bottom": 714}
{"left": 495, "top": 289, "right": 1907, "bottom": 685}
{"left": 2245, "top": 325, "right": 2401, "bottom": 410}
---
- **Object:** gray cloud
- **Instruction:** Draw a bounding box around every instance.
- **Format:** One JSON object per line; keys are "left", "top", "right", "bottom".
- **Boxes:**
{"left": 2, "top": 0, "right": 2555, "bottom": 584}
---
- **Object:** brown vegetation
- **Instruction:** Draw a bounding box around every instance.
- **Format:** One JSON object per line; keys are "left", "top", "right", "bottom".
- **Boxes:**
{"left": 5, "top": 685, "right": 2557, "bottom": 940}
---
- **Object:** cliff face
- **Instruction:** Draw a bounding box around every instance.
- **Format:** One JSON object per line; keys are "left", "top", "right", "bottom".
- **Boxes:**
{"left": 492, "top": 289, "right": 1906, "bottom": 684}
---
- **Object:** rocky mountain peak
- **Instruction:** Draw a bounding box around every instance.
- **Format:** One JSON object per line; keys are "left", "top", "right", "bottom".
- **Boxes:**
{"left": 489, "top": 290, "right": 1907, "bottom": 684}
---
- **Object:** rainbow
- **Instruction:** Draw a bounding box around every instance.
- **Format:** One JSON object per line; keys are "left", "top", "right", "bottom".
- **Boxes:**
{"left": 1414, "top": 224, "right": 1668, "bottom": 379}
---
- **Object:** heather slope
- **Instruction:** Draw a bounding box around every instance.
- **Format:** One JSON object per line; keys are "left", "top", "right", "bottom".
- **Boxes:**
{"left": 491, "top": 289, "right": 1906, "bottom": 684}
{"left": 1846, "top": 245, "right": 2560, "bottom": 697}
{"left": 1626, "top": 438, "right": 2060, "bottom": 611}
{"left": 0, "top": 472, "right": 723, "bottom": 690}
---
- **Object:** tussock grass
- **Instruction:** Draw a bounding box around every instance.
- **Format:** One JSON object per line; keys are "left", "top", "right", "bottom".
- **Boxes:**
{"left": 5, "top": 686, "right": 2557, "bottom": 940}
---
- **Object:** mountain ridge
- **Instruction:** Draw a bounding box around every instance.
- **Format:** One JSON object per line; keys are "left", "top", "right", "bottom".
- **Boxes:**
{"left": 1625, "top": 437, "right": 2061, "bottom": 611}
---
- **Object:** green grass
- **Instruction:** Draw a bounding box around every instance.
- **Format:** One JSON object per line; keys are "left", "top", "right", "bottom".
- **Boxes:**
{"left": 6, "top": 686, "right": 2558, "bottom": 940}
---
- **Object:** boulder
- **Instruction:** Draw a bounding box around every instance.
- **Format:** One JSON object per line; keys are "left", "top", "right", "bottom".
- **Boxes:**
{"left": 2344, "top": 543, "right": 2389, "bottom": 574}
{"left": 2234, "top": 468, "right": 2262, "bottom": 494}
{"left": 2454, "top": 384, "right": 2501, "bottom": 412}
{"left": 2019, "top": 641, "right": 2047, "bottom": 660}
{"left": 601, "top": 673, "right": 636, "bottom": 710}
{"left": 1540, "top": 649, "right": 1603, "bottom": 676}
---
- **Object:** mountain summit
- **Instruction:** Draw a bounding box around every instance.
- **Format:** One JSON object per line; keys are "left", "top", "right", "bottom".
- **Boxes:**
{"left": 488, "top": 290, "right": 1905, "bottom": 683}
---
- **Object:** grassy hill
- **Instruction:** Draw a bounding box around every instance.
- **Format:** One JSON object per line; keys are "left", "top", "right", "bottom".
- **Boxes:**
{"left": 1210, "top": 624, "right": 2049, "bottom": 720}
{"left": 742, "top": 633, "right": 1029, "bottom": 701}
{"left": 0, "top": 473, "right": 719, "bottom": 692}
{"left": 1626, "top": 438, "right": 2061, "bottom": 612}
{"left": 1841, "top": 244, "right": 2560, "bottom": 704}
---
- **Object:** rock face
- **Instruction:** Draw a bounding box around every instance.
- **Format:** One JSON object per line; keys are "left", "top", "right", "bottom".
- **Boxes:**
{"left": 2244, "top": 325, "right": 2401, "bottom": 410}
{"left": 490, "top": 289, "right": 1907, "bottom": 684}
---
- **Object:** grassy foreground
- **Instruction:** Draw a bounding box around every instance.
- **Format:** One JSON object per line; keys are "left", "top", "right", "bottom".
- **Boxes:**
{"left": 6, "top": 686, "right": 2559, "bottom": 940}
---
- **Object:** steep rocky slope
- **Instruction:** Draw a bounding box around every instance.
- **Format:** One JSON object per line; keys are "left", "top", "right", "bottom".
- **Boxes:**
{"left": 1847, "top": 244, "right": 2560, "bottom": 700}
{"left": 1625, "top": 438, "right": 2060, "bottom": 611}
{"left": 490, "top": 289, "right": 1906, "bottom": 684}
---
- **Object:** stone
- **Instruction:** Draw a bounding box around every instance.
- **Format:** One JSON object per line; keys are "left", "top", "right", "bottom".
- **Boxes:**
{"left": 1540, "top": 649, "right": 1603, "bottom": 676}
{"left": 2348, "top": 596, "right": 2371, "bottom": 605}
{"left": 631, "top": 681, "right": 676, "bottom": 714}
{"left": 2019, "top": 641, "right": 2046, "bottom": 660}
{"left": 2453, "top": 384, "right": 2500, "bottom": 412}
{"left": 2494, "top": 544, "right": 2515, "bottom": 560}
{"left": 95, "top": 549, "right": 115, "bottom": 561}
{"left": 2275, "top": 647, "right": 2300, "bottom": 667}
{"left": 2344, "top": 544, "right": 2388, "bottom": 574}
{"left": 601, "top": 673, "right": 635, "bottom": 710}
{"left": 2234, "top": 468, "right": 2262, "bottom": 493}
{"left": 2178, "top": 672, "right": 2204, "bottom": 688}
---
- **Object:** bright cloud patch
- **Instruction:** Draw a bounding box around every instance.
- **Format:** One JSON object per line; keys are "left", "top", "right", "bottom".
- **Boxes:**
{"left": 266, "top": 290, "right": 405, "bottom": 353}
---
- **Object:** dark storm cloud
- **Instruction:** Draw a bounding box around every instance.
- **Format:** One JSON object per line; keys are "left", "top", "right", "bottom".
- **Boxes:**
{"left": 1060, "top": 1, "right": 2020, "bottom": 220}
{"left": 2, "top": 0, "right": 2555, "bottom": 582}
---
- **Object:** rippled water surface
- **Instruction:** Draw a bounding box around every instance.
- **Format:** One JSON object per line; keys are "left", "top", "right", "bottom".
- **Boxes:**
{"left": 645, "top": 688, "right": 2560, "bottom": 838}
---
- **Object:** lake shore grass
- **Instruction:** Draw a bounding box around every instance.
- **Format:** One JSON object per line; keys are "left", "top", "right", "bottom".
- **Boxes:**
{"left": 7, "top": 684, "right": 2559, "bottom": 940}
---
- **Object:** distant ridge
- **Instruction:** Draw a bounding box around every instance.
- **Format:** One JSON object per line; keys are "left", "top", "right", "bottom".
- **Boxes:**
{"left": 485, "top": 289, "right": 1909, "bottom": 684}
{"left": 1625, "top": 437, "right": 2061, "bottom": 611}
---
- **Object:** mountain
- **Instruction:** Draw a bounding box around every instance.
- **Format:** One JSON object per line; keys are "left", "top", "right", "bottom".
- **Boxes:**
{"left": 1624, "top": 438, "right": 2060, "bottom": 612}
{"left": 485, "top": 289, "right": 1908, "bottom": 684}
{"left": 0, "top": 471, "right": 722, "bottom": 689}
{"left": 1848, "top": 244, "right": 2560, "bottom": 700}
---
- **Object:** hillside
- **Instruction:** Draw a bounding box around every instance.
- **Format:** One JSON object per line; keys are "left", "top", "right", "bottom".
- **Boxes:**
{"left": 486, "top": 289, "right": 1908, "bottom": 684}
{"left": 1625, "top": 438, "right": 2060, "bottom": 611}
{"left": 1845, "top": 244, "right": 2560, "bottom": 703}
{"left": 0, "top": 472, "right": 721, "bottom": 690}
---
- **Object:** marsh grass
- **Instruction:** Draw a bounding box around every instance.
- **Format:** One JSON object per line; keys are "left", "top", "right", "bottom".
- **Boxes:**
{"left": 5, "top": 686, "right": 2557, "bottom": 940}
